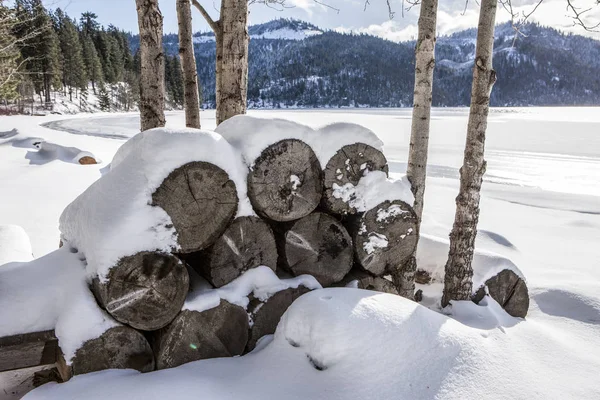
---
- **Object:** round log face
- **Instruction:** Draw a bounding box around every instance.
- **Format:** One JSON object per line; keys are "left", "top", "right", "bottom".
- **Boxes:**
{"left": 323, "top": 143, "right": 388, "bottom": 215}
{"left": 204, "top": 216, "right": 278, "bottom": 287}
{"left": 248, "top": 139, "right": 323, "bottom": 222}
{"left": 70, "top": 326, "right": 154, "bottom": 376}
{"left": 97, "top": 252, "right": 190, "bottom": 331}
{"left": 284, "top": 212, "right": 353, "bottom": 286}
{"left": 152, "top": 161, "right": 238, "bottom": 253}
{"left": 154, "top": 302, "right": 249, "bottom": 370}
{"left": 473, "top": 269, "right": 530, "bottom": 318}
{"left": 354, "top": 200, "right": 418, "bottom": 276}
{"left": 247, "top": 287, "right": 310, "bottom": 352}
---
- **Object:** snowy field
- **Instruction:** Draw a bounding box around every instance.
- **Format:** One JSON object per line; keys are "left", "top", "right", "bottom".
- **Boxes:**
{"left": 1, "top": 108, "right": 600, "bottom": 399}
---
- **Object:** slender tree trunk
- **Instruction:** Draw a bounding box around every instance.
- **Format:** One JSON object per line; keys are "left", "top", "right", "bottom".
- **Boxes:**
{"left": 176, "top": 0, "right": 201, "bottom": 128}
{"left": 92, "top": 80, "right": 96, "bottom": 95}
{"left": 442, "top": 0, "right": 498, "bottom": 308}
{"left": 217, "top": 0, "right": 248, "bottom": 125}
{"left": 135, "top": 0, "right": 166, "bottom": 131}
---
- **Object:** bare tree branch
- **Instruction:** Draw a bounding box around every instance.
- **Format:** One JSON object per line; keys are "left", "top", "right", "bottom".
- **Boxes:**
{"left": 191, "top": 0, "right": 219, "bottom": 32}
{"left": 566, "top": 0, "right": 600, "bottom": 31}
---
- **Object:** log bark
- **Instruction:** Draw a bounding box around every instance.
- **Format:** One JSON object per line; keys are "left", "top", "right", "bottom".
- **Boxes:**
{"left": 57, "top": 326, "right": 154, "bottom": 381}
{"left": 473, "top": 269, "right": 529, "bottom": 318}
{"left": 135, "top": 0, "right": 166, "bottom": 131}
{"left": 0, "top": 330, "right": 58, "bottom": 372}
{"left": 322, "top": 143, "right": 388, "bottom": 215}
{"left": 407, "top": 0, "right": 438, "bottom": 224}
{"left": 93, "top": 252, "right": 189, "bottom": 331}
{"left": 282, "top": 212, "right": 353, "bottom": 287}
{"left": 442, "top": 0, "right": 498, "bottom": 308}
{"left": 247, "top": 287, "right": 310, "bottom": 352}
{"left": 188, "top": 216, "right": 278, "bottom": 287}
{"left": 353, "top": 200, "right": 418, "bottom": 277}
{"left": 152, "top": 301, "right": 249, "bottom": 370}
{"left": 176, "top": 0, "right": 201, "bottom": 128}
{"left": 335, "top": 268, "right": 399, "bottom": 295}
{"left": 248, "top": 139, "right": 323, "bottom": 222}
{"left": 152, "top": 161, "right": 238, "bottom": 253}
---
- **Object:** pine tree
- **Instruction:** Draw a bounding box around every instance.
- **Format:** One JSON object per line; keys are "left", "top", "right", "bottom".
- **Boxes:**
{"left": 80, "top": 11, "right": 99, "bottom": 36}
{"left": 0, "top": 3, "right": 22, "bottom": 101}
{"left": 98, "top": 83, "right": 110, "bottom": 111}
{"left": 81, "top": 33, "right": 103, "bottom": 94}
{"left": 56, "top": 11, "right": 87, "bottom": 101}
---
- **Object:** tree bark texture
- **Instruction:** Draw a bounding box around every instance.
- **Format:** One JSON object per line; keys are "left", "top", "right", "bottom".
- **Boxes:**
{"left": 407, "top": 0, "right": 438, "bottom": 223}
{"left": 442, "top": 0, "right": 498, "bottom": 308}
{"left": 136, "top": 0, "right": 166, "bottom": 131}
{"left": 176, "top": 0, "right": 201, "bottom": 128}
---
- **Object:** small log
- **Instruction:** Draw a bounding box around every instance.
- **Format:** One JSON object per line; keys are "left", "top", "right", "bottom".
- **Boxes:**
{"left": 473, "top": 269, "right": 530, "bottom": 318}
{"left": 247, "top": 139, "right": 322, "bottom": 222}
{"left": 353, "top": 200, "right": 418, "bottom": 276}
{"left": 336, "top": 268, "right": 399, "bottom": 295}
{"left": 187, "top": 216, "right": 278, "bottom": 287}
{"left": 152, "top": 161, "right": 238, "bottom": 253}
{"left": 93, "top": 252, "right": 190, "bottom": 331}
{"left": 57, "top": 326, "right": 154, "bottom": 381}
{"left": 322, "top": 143, "right": 388, "bottom": 215}
{"left": 78, "top": 156, "right": 97, "bottom": 165}
{"left": 152, "top": 301, "right": 249, "bottom": 370}
{"left": 247, "top": 287, "right": 310, "bottom": 352}
{"left": 282, "top": 212, "right": 353, "bottom": 286}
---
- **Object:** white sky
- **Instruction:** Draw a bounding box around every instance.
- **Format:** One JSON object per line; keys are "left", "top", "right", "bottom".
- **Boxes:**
{"left": 42, "top": 0, "right": 600, "bottom": 41}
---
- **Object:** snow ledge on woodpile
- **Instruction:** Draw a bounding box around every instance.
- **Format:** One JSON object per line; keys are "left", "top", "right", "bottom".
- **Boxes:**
{"left": 24, "top": 288, "right": 560, "bottom": 400}
{"left": 215, "top": 115, "right": 384, "bottom": 168}
{"left": 59, "top": 128, "right": 253, "bottom": 280}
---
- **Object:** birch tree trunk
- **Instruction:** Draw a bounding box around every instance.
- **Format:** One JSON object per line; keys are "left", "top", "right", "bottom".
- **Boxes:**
{"left": 135, "top": 0, "right": 166, "bottom": 132}
{"left": 442, "top": 0, "right": 498, "bottom": 308}
{"left": 217, "top": 0, "right": 248, "bottom": 125}
{"left": 176, "top": 0, "right": 201, "bottom": 128}
{"left": 407, "top": 0, "right": 438, "bottom": 223}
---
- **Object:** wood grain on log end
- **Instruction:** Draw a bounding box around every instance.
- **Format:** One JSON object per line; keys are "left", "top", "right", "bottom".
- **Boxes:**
{"left": 191, "top": 216, "right": 278, "bottom": 287}
{"left": 283, "top": 212, "right": 353, "bottom": 286}
{"left": 57, "top": 326, "right": 154, "bottom": 381}
{"left": 323, "top": 143, "right": 388, "bottom": 215}
{"left": 353, "top": 200, "right": 418, "bottom": 276}
{"left": 152, "top": 161, "right": 238, "bottom": 253}
{"left": 153, "top": 301, "right": 249, "bottom": 370}
{"left": 248, "top": 139, "right": 322, "bottom": 222}
{"left": 473, "top": 269, "right": 530, "bottom": 318}
{"left": 94, "top": 252, "right": 190, "bottom": 331}
{"left": 247, "top": 287, "right": 310, "bottom": 352}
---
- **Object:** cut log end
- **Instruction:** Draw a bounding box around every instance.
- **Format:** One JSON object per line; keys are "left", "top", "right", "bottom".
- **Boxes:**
{"left": 153, "top": 301, "right": 249, "bottom": 370}
{"left": 353, "top": 200, "right": 418, "bottom": 276}
{"left": 152, "top": 161, "right": 238, "bottom": 253}
{"left": 78, "top": 156, "right": 97, "bottom": 165}
{"left": 473, "top": 269, "right": 530, "bottom": 318}
{"left": 323, "top": 143, "right": 388, "bottom": 215}
{"left": 57, "top": 326, "right": 154, "bottom": 381}
{"left": 94, "top": 251, "right": 190, "bottom": 331}
{"left": 248, "top": 139, "right": 323, "bottom": 222}
{"left": 190, "top": 216, "right": 278, "bottom": 287}
{"left": 247, "top": 287, "right": 310, "bottom": 352}
{"left": 283, "top": 212, "right": 353, "bottom": 287}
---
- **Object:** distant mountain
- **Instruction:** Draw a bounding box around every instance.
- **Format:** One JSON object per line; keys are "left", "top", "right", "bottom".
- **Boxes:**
{"left": 131, "top": 18, "right": 600, "bottom": 107}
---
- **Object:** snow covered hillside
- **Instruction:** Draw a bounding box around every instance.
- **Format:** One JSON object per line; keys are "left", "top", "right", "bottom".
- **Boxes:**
{"left": 1, "top": 108, "right": 599, "bottom": 399}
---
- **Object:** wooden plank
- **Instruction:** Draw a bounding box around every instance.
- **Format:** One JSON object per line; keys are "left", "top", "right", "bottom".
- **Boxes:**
{"left": 0, "top": 331, "right": 58, "bottom": 372}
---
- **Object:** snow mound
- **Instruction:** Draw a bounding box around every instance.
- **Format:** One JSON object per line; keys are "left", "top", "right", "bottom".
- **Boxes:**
{"left": 0, "top": 247, "right": 118, "bottom": 363}
{"left": 184, "top": 266, "right": 321, "bottom": 313}
{"left": 28, "top": 288, "right": 600, "bottom": 400}
{"left": 215, "top": 115, "right": 383, "bottom": 168}
{"left": 0, "top": 225, "right": 33, "bottom": 265}
{"left": 60, "top": 127, "right": 252, "bottom": 280}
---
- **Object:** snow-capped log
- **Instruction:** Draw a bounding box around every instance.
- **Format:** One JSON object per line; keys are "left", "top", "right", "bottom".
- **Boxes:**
{"left": 335, "top": 268, "right": 399, "bottom": 295}
{"left": 247, "top": 139, "right": 323, "bottom": 222}
{"left": 92, "top": 252, "right": 190, "bottom": 331}
{"left": 152, "top": 161, "right": 239, "bottom": 253}
{"left": 472, "top": 269, "right": 530, "bottom": 318}
{"left": 185, "top": 216, "right": 278, "bottom": 287}
{"left": 352, "top": 200, "right": 418, "bottom": 276}
{"left": 246, "top": 286, "right": 310, "bottom": 352}
{"left": 322, "top": 143, "right": 389, "bottom": 215}
{"left": 280, "top": 212, "right": 353, "bottom": 286}
{"left": 56, "top": 326, "right": 154, "bottom": 381}
{"left": 152, "top": 301, "right": 249, "bottom": 370}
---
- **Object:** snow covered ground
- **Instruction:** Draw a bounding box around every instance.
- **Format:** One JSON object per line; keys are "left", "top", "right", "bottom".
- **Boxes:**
{"left": 1, "top": 108, "right": 599, "bottom": 399}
